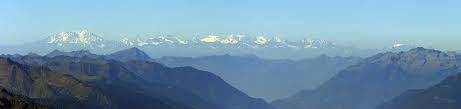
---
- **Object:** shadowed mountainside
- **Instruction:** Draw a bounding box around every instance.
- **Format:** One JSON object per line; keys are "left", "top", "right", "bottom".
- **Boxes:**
{"left": 376, "top": 72, "right": 461, "bottom": 109}
{"left": 0, "top": 87, "right": 48, "bottom": 109}
{"left": 4, "top": 48, "right": 274, "bottom": 109}
{"left": 272, "top": 47, "right": 461, "bottom": 109}
{"left": 0, "top": 57, "right": 192, "bottom": 109}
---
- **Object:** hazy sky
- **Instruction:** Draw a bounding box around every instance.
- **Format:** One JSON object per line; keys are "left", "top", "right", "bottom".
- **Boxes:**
{"left": 1, "top": 0, "right": 460, "bottom": 50}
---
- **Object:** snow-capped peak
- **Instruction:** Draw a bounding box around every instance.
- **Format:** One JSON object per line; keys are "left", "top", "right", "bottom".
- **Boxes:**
{"left": 384, "top": 43, "right": 415, "bottom": 52}
{"left": 46, "top": 31, "right": 343, "bottom": 51}
{"left": 47, "top": 31, "right": 106, "bottom": 48}
{"left": 118, "top": 33, "right": 341, "bottom": 50}
{"left": 175, "top": 37, "right": 188, "bottom": 44}
{"left": 136, "top": 38, "right": 148, "bottom": 46}
{"left": 201, "top": 35, "right": 220, "bottom": 43}
{"left": 392, "top": 43, "right": 404, "bottom": 48}
{"left": 254, "top": 36, "right": 268, "bottom": 45}
{"left": 273, "top": 37, "right": 284, "bottom": 43}
{"left": 121, "top": 37, "right": 134, "bottom": 46}
{"left": 220, "top": 34, "right": 239, "bottom": 44}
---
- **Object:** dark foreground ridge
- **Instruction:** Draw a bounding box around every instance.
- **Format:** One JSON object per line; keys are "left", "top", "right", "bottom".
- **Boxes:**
{"left": 0, "top": 48, "right": 273, "bottom": 109}
{"left": 0, "top": 87, "right": 48, "bottom": 109}
{"left": 377, "top": 72, "right": 461, "bottom": 109}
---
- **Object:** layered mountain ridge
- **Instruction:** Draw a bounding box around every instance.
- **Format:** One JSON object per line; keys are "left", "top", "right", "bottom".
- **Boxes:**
{"left": 272, "top": 47, "right": 461, "bottom": 109}
{"left": 157, "top": 54, "right": 362, "bottom": 101}
{"left": 0, "top": 31, "right": 414, "bottom": 59}
{"left": 0, "top": 48, "right": 274, "bottom": 109}
{"left": 376, "top": 72, "right": 461, "bottom": 109}
{"left": 0, "top": 87, "right": 48, "bottom": 109}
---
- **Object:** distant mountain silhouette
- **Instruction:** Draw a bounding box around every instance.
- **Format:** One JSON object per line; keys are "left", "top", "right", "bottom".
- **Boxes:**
{"left": 157, "top": 54, "right": 362, "bottom": 100}
{"left": 376, "top": 72, "right": 461, "bottom": 109}
{"left": 272, "top": 47, "right": 461, "bottom": 109}
{"left": 45, "top": 49, "right": 99, "bottom": 58}
{"left": 107, "top": 47, "right": 153, "bottom": 62}
{"left": 45, "top": 48, "right": 153, "bottom": 62}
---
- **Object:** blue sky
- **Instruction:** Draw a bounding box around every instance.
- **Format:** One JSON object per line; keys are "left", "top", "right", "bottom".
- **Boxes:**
{"left": 1, "top": 0, "right": 461, "bottom": 50}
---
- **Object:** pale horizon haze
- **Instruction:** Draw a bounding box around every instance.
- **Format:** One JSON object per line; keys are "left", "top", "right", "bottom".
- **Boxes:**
{"left": 1, "top": 0, "right": 460, "bottom": 50}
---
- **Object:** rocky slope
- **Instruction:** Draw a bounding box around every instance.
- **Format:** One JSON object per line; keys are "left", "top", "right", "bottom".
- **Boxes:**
{"left": 0, "top": 87, "right": 48, "bottom": 109}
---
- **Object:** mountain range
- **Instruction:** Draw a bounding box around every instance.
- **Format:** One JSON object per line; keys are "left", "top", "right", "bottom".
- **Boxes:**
{"left": 2, "top": 30, "right": 458, "bottom": 109}
{"left": 0, "top": 31, "right": 413, "bottom": 60}
{"left": 0, "top": 48, "right": 273, "bottom": 109}
{"left": 272, "top": 47, "right": 461, "bottom": 109}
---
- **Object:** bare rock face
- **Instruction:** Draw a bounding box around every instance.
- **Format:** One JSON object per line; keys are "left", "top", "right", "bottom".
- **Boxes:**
{"left": 0, "top": 87, "right": 48, "bottom": 109}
